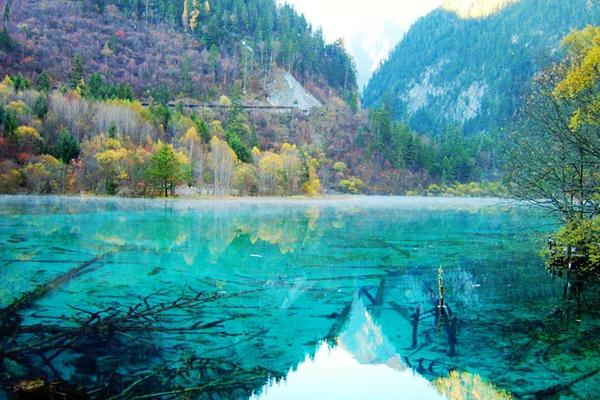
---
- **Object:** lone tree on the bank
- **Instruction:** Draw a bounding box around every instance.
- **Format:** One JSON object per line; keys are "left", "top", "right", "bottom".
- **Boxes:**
{"left": 505, "top": 26, "right": 600, "bottom": 282}
{"left": 506, "top": 26, "right": 599, "bottom": 221}
{"left": 146, "top": 142, "right": 189, "bottom": 196}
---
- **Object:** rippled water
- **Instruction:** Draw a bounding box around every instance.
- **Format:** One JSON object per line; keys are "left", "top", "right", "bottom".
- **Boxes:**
{"left": 0, "top": 195, "right": 598, "bottom": 399}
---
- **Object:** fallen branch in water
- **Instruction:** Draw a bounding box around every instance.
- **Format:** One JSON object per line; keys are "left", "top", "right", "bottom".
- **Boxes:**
{"left": 3, "top": 289, "right": 260, "bottom": 358}
{"left": 517, "top": 368, "right": 600, "bottom": 399}
{"left": 8, "top": 377, "right": 90, "bottom": 399}
{"left": 132, "top": 353, "right": 279, "bottom": 400}
{"left": 107, "top": 367, "right": 163, "bottom": 400}
{"left": 1, "top": 287, "right": 276, "bottom": 399}
{"left": 0, "top": 252, "right": 113, "bottom": 321}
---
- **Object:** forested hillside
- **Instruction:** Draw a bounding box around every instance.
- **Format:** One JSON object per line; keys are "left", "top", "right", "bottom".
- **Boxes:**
{"left": 363, "top": 0, "right": 600, "bottom": 135}
{"left": 0, "top": 0, "right": 507, "bottom": 197}
{"left": 0, "top": 0, "right": 357, "bottom": 103}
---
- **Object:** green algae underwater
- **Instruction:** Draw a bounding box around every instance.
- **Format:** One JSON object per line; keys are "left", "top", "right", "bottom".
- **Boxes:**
{"left": 0, "top": 195, "right": 598, "bottom": 399}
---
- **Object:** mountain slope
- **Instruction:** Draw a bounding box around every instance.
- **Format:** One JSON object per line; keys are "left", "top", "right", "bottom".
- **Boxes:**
{"left": 0, "top": 0, "right": 357, "bottom": 104}
{"left": 362, "top": 0, "right": 600, "bottom": 134}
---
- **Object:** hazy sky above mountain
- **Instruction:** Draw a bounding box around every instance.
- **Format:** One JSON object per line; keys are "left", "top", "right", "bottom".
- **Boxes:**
{"left": 281, "top": 1, "right": 443, "bottom": 88}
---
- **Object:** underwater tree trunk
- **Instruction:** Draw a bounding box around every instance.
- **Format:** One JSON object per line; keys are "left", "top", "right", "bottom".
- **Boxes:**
{"left": 0, "top": 252, "right": 112, "bottom": 321}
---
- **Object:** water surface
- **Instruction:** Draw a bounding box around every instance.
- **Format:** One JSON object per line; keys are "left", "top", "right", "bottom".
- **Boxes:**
{"left": 0, "top": 196, "right": 598, "bottom": 399}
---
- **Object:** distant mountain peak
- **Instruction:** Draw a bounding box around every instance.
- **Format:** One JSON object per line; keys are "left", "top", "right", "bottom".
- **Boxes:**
{"left": 362, "top": 0, "right": 599, "bottom": 135}
{"left": 442, "top": 0, "right": 520, "bottom": 18}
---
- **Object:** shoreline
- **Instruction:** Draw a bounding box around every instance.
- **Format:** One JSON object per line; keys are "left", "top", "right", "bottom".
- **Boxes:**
{"left": 0, "top": 193, "right": 520, "bottom": 210}
{"left": 0, "top": 192, "right": 511, "bottom": 201}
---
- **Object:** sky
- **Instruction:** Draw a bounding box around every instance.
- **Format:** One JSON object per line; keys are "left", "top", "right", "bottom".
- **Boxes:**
{"left": 280, "top": 0, "right": 443, "bottom": 88}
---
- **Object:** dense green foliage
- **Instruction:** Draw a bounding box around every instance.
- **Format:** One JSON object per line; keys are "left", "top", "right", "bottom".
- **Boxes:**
{"left": 366, "top": 106, "right": 500, "bottom": 184}
{"left": 146, "top": 142, "right": 188, "bottom": 196}
{"left": 543, "top": 217, "right": 600, "bottom": 281}
{"left": 0, "top": 3, "right": 15, "bottom": 54}
{"left": 363, "top": 0, "right": 600, "bottom": 135}
{"left": 55, "top": 130, "right": 80, "bottom": 164}
{"left": 0, "top": 103, "right": 17, "bottom": 136}
{"left": 85, "top": 73, "right": 134, "bottom": 101}
{"left": 224, "top": 90, "right": 253, "bottom": 163}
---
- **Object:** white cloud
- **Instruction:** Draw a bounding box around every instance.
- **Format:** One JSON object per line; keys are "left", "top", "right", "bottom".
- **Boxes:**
{"left": 281, "top": 1, "right": 442, "bottom": 42}
{"left": 280, "top": 1, "right": 443, "bottom": 86}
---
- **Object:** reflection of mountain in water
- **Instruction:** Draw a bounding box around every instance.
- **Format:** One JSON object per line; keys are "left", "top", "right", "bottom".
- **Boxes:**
{"left": 3, "top": 197, "right": 595, "bottom": 399}
{"left": 251, "top": 297, "right": 445, "bottom": 400}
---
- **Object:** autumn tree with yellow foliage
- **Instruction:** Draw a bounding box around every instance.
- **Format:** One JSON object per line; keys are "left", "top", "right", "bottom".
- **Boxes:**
{"left": 22, "top": 155, "right": 66, "bottom": 193}
{"left": 0, "top": 70, "right": 324, "bottom": 198}
{"left": 182, "top": 0, "right": 209, "bottom": 32}
{"left": 506, "top": 25, "right": 600, "bottom": 221}
{"left": 94, "top": 138, "right": 130, "bottom": 195}
{"left": 434, "top": 371, "right": 513, "bottom": 400}
{"left": 209, "top": 135, "right": 237, "bottom": 196}
{"left": 553, "top": 25, "right": 600, "bottom": 137}
{"left": 506, "top": 26, "right": 600, "bottom": 284}
{"left": 257, "top": 150, "right": 284, "bottom": 195}
{"left": 181, "top": 126, "right": 204, "bottom": 185}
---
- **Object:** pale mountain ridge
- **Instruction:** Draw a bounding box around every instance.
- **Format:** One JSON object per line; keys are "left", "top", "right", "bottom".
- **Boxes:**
{"left": 442, "top": 0, "right": 520, "bottom": 18}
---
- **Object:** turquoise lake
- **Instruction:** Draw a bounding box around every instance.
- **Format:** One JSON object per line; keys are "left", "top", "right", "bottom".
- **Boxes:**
{"left": 0, "top": 195, "right": 599, "bottom": 399}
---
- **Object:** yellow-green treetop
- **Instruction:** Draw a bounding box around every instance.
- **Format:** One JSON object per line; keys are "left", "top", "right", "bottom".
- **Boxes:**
{"left": 554, "top": 25, "right": 600, "bottom": 98}
{"left": 553, "top": 25, "right": 600, "bottom": 131}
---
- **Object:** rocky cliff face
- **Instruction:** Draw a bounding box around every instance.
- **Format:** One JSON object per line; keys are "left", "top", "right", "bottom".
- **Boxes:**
{"left": 362, "top": 0, "right": 600, "bottom": 135}
{"left": 267, "top": 70, "right": 322, "bottom": 111}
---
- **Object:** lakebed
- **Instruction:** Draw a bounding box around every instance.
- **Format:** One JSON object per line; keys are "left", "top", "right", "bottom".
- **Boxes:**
{"left": 0, "top": 195, "right": 598, "bottom": 399}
